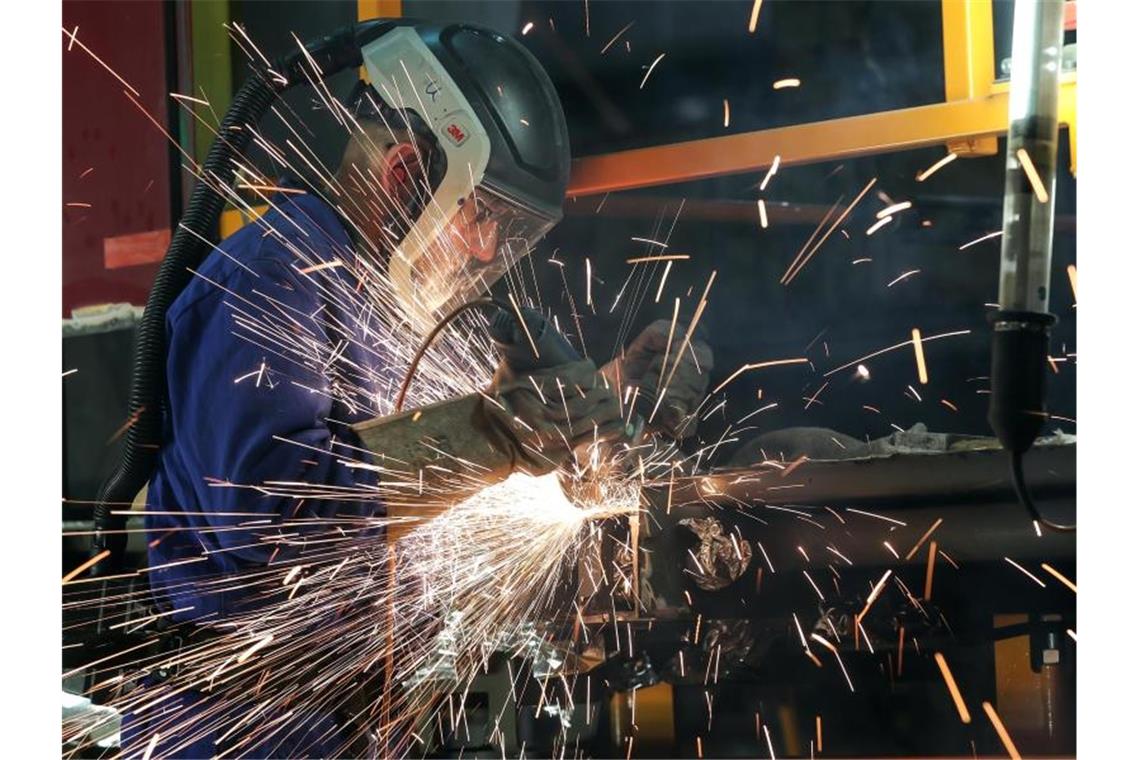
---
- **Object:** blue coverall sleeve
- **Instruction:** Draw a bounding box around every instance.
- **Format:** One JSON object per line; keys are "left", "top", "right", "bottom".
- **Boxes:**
{"left": 165, "top": 252, "right": 379, "bottom": 566}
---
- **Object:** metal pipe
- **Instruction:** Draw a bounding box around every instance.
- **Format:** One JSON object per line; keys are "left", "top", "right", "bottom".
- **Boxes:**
{"left": 997, "top": 0, "right": 1065, "bottom": 313}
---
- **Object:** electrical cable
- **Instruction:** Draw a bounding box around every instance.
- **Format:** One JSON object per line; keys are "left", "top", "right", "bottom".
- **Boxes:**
{"left": 1010, "top": 450, "right": 1075, "bottom": 533}
{"left": 393, "top": 297, "right": 510, "bottom": 412}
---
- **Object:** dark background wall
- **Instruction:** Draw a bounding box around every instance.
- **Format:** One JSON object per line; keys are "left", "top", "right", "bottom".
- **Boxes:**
{"left": 62, "top": 0, "right": 177, "bottom": 317}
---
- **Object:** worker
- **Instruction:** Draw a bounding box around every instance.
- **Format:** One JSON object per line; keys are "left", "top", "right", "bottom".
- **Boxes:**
{"left": 123, "top": 21, "right": 710, "bottom": 758}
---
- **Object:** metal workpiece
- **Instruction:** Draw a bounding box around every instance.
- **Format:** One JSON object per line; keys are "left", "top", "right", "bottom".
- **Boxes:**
{"left": 643, "top": 440, "right": 1075, "bottom": 567}
{"left": 352, "top": 393, "right": 516, "bottom": 526}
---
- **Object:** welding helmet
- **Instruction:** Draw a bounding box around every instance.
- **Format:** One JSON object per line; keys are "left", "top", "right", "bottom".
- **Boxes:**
{"left": 356, "top": 21, "right": 571, "bottom": 331}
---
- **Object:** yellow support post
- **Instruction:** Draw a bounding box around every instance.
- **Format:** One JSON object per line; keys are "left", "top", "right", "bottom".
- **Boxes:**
{"left": 941, "top": 0, "right": 999, "bottom": 156}
{"left": 358, "top": 1, "right": 401, "bottom": 22}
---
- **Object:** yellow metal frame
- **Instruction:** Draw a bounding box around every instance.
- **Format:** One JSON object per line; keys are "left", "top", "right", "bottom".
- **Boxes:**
{"left": 220, "top": 0, "right": 1076, "bottom": 229}
{"left": 568, "top": 0, "right": 1076, "bottom": 196}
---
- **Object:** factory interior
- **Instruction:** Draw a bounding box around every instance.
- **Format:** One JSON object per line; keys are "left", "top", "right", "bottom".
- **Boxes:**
{"left": 41, "top": 0, "right": 1120, "bottom": 757}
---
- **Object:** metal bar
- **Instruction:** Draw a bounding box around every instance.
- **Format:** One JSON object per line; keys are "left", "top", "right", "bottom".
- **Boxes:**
{"left": 189, "top": 0, "right": 232, "bottom": 165}
{"left": 568, "top": 82, "right": 1074, "bottom": 197}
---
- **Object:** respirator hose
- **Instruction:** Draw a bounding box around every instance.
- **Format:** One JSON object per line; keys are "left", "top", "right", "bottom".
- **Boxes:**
{"left": 91, "top": 74, "right": 282, "bottom": 570}
{"left": 89, "top": 22, "right": 380, "bottom": 572}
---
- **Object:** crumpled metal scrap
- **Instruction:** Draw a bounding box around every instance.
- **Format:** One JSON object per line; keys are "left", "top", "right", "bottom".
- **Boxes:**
{"left": 680, "top": 516, "right": 752, "bottom": 591}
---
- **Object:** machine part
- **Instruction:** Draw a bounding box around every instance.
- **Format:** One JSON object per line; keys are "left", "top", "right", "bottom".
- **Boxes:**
{"left": 679, "top": 516, "right": 752, "bottom": 591}
{"left": 93, "top": 18, "right": 574, "bottom": 570}
{"left": 702, "top": 619, "right": 756, "bottom": 677}
{"left": 987, "top": 0, "right": 1072, "bottom": 532}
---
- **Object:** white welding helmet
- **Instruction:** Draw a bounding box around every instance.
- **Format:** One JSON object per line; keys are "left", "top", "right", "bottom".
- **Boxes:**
{"left": 357, "top": 22, "right": 571, "bottom": 332}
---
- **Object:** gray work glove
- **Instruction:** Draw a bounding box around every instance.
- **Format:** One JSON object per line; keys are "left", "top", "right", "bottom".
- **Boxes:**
{"left": 483, "top": 358, "right": 627, "bottom": 476}
{"left": 602, "top": 320, "right": 714, "bottom": 439}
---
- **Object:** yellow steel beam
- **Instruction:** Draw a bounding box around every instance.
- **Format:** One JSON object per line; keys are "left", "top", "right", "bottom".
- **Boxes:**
{"left": 220, "top": 205, "right": 269, "bottom": 239}
{"left": 568, "top": 80, "right": 1074, "bottom": 198}
{"left": 357, "top": 0, "right": 401, "bottom": 20}
{"left": 941, "top": 0, "right": 999, "bottom": 156}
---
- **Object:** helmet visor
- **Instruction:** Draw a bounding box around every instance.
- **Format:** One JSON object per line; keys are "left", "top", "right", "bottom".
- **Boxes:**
{"left": 407, "top": 186, "right": 556, "bottom": 317}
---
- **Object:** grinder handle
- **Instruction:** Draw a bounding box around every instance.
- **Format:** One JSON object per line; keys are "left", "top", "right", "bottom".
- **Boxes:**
{"left": 489, "top": 304, "right": 580, "bottom": 373}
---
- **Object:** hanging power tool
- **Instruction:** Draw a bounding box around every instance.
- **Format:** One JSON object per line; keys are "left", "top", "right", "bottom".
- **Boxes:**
{"left": 987, "top": 0, "right": 1074, "bottom": 532}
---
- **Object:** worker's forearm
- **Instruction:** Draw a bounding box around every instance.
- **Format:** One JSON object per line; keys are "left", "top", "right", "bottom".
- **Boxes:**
{"left": 352, "top": 393, "right": 517, "bottom": 516}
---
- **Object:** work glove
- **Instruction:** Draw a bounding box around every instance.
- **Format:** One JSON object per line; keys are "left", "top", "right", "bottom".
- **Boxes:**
{"left": 483, "top": 358, "right": 628, "bottom": 476}
{"left": 602, "top": 320, "right": 714, "bottom": 439}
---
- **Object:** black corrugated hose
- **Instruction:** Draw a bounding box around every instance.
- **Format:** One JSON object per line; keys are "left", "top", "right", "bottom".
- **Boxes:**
{"left": 90, "top": 22, "right": 383, "bottom": 573}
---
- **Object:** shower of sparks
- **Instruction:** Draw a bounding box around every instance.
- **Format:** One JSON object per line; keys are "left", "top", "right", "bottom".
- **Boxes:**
{"left": 62, "top": 26, "right": 141, "bottom": 97}
{"left": 62, "top": 550, "right": 110, "bottom": 584}
{"left": 639, "top": 53, "right": 666, "bottom": 89}
{"left": 760, "top": 155, "right": 780, "bottom": 191}
{"left": 858, "top": 570, "right": 893, "bottom": 624}
{"left": 877, "top": 201, "right": 912, "bottom": 218}
{"left": 905, "top": 518, "right": 943, "bottom": 560}
{"left": 923, "top": 540, "right": 938, "bottom": 600}
{"left": 865, "top": 216, "right": 892, "bottom": 236}
{"left": 848, "top": 508, "right": 905, "bottom": 527}
{"left": 887, "top": 269, "right": 920, "bottom": 287}
{"left": 63, "top": 368, "right": 79, "bottom": 378}
{"left": 782, "top": 178, "right": 876, "bottom": 285}
{"left": 748, "top": 0, "right": 764, "bottom": 32}
{"left": 1067, "top": 264, "right": 1077, "bottom": 301}
{"left": 982, "top": 701, "right": 1023, "bottom": 759}
{"left": 1040, "top": 563, "right": 1077, "bottom": 593}
{"left": 958, "top": 230, "right": 1003, "bottom": 250}
{"left": 810, "top": 633, "right": 854, "bottom": 692}
{"left": 600, "top": 21, "right": 634, "bottom": 55}
{"left": 933, "top": 652, "right": 972, "bottom": 723}
{"left": 825, "top": 329, "right": 970, "bottom": 378}
{"left": 1004, "top": 557, "right": 1047, "bottom": 587}
{"left": 773, "top": 78, "right": 801, "bottom": 89}
{"left": 60, "top": 20, "right": 1078, "bottom": 758}
{"left": 585, "top": 257, "right": 593, "bottom": 306}
{"left": 916, "top": 152, "right": 958, "bottom": 181}
{"left": 626, "top": 254, "right": 689, "bottom": 264}
{"left": 1016, "top": 148, "right": 1049, "bottom": 203}
{"left": 911, "top": 328, "right": 929, "bottom": 384}
{"left": 711, "top": 357, "right": 808, "bottom": 395}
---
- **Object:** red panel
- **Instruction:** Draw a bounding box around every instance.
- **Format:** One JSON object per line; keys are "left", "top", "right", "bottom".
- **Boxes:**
{"left": 62, "top": 0, "right": 174, "bottom": 317}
